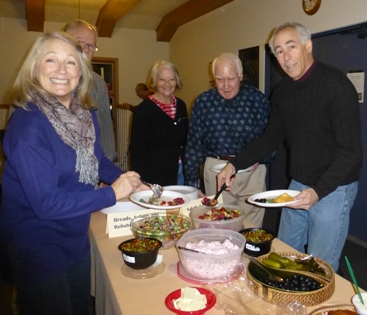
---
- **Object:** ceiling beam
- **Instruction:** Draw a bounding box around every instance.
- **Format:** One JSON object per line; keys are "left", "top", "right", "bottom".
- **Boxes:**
{"left": 156, "top": 0, "right": 234, "bottom": 42}
{"left": 25, "top": 0, "right": 45, "bottom": 32}
{"left": 96, "top": 0, "right": 141, "bottom": 38}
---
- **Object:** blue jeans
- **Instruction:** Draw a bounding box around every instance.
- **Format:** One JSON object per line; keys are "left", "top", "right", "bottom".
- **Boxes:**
{"left": 278, "top": 180, "right": 358, "bottom": 272}
{"left": 177, "top": 159, "right": 184, "bottom": 185}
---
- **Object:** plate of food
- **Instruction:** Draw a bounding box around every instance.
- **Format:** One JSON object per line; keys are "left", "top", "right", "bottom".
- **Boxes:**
{"left": 130, "top": 190, "right": 190, "bottom": 210}
{"left": 248, "top": 190, "right": 301, "bottom": 207}
{"left": 209, "top": 163, "right": 251, "bottom": 174}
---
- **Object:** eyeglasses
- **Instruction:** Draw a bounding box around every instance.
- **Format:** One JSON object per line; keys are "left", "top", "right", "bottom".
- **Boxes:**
{"left": 78, "top": 40, "right": 99, "bottom": 52}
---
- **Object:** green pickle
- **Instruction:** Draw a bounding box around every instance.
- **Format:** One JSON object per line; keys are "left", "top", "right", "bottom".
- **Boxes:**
{"left": 262, "top": 258, "right": 283, "bottom": 269}
{"left": 268, "top": 252, "right": 297, "bottom": 266}
{"left": 264, "top": 252, "right": 327, "bottom": 276}
{"left": 284, "top": 264, "right": 303, "bottom": 270}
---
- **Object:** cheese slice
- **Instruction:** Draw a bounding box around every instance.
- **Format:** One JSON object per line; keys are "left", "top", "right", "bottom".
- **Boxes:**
{"left": 173, "top": 287, "right": 207, "bottom": 311}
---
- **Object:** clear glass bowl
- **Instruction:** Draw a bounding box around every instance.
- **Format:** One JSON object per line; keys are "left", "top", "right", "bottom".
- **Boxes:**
{"left": 130, "top": 213, "right": 191, "bottom": 249}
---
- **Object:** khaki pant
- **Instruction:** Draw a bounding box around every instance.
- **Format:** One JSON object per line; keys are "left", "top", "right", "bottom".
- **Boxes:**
{"left": 203, "top": 157, "right": 266, "bottom": 227}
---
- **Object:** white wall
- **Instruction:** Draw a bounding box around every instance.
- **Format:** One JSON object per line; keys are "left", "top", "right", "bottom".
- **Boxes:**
{"left": 0, "top": 18, "right": 170, "bottom": 170}
{"left": 1, "top": 0, "right": 367, "bottom": 113}
{"left": 0, "top": 19, "right": 169, "bottom": 108}
{"left": 170, "top": 0, "right": 367, "bottom": 112}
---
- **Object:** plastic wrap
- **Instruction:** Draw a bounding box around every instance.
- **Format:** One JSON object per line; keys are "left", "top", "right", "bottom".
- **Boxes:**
{"left": 200, "top": 257, "right": 307, "bottom": 315}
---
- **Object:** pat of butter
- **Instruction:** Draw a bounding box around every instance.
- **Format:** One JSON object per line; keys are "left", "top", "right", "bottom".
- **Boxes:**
{"left": 173, "top": 287, "right": 207, "bottom": 311}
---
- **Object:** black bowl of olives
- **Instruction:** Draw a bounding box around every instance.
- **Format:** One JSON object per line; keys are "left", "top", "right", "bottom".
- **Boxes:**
{"left": 118, "top": 237, "right": 162, "bottom": 270}
{"left": 239, "top": 228, "right": 275, "bottom": 257}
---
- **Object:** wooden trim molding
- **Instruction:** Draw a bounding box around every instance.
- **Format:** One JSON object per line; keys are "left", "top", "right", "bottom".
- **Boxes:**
{"left": 24, "top": 0, "right": 233, "bottom": 42}
{"left": 156, "top": 0, "right": 234, "bottom": 42}
{"left": 25, "top": 0, "right": 45, "bottom": 32}
{"left": 96, "top": 0, "right": 141, "bottom": 38}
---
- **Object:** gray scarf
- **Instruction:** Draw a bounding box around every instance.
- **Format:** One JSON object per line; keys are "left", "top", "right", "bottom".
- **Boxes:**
{"left": 34, "top": 92, "right": 99, "bottom": 187}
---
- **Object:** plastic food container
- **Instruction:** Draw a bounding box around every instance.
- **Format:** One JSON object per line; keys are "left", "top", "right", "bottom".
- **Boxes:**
{"left": 130, "top": 213, "right": 191, "bottom": 249}
{"left": 189, "top": 204, "right": 245, "bottom": 231}
{"left": 352, "top": 293, "right": 367, "bottom": 315}
{"left": 176, "top": 228, "right": 246, "bottom": 280}
{"left": 239, "top": 228, "right": 275, "bottom": 257}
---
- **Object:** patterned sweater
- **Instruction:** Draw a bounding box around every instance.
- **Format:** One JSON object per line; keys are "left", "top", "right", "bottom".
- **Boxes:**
{"left": 184, "top": 84, "right": 270, "bottom": 188}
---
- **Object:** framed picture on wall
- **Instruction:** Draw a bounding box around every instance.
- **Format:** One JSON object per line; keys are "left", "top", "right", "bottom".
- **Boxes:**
{"left": 347, "top": 71, "right": 365, "bottom": 103}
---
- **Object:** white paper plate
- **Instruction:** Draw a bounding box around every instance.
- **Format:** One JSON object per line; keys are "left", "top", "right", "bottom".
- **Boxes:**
{"left": 248, "top": 190, "right": 301, "bottom": 207}
{"left": 101, "top": 201, "right": 146, "bottom": 214}
{"left": 130, "top": 190, "right": 190, "bottom": 210}
{"left": 209, "top": 163, "right": 251, "bottom": 173}
{"left": 163, "top": 185, "right": 198, "bottom": 200}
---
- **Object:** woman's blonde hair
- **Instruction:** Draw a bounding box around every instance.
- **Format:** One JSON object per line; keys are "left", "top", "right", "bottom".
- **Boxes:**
{"left": 7, "top": 31, "right": 94, "bottom": 110}
{"left": 149, "top": 60, "right": 182, "bottom": 91}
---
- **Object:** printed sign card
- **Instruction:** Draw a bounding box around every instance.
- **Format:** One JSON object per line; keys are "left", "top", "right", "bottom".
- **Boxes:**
{"left": 106, "top": 208, "right": 165, "bottom": 238}
{"left": 103, "top": 201, "right": 164, "bottom": 237}
{"left": 179, "top": 195, "right": 223, "bottom": 217}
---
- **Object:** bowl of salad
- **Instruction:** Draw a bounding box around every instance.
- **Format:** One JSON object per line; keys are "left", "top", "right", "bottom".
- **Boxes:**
{"left": 189, "top": 204, "right": 245, "bottom": 231}
{"left": 239, "top": 228, "right": 275, "bottom": 257}
{"left": 130, "top": 213, "right": 191, "bottom": 249}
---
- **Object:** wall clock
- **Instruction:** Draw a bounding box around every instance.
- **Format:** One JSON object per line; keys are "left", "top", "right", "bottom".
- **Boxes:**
{"left": 302, "top": 0, "right": 322, "bottom": 15}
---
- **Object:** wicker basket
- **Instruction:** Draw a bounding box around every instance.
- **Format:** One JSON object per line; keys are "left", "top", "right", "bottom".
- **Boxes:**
{"left": 246, "top": 252, "right": 335, "bottom": 306}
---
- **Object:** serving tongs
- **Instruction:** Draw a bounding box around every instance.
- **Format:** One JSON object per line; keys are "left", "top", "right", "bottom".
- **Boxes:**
{"left": 249, "top": 258, "right": 284, "bottom": 282}
{"left": 249, "top": 257, "right": 331, "bottom": 283}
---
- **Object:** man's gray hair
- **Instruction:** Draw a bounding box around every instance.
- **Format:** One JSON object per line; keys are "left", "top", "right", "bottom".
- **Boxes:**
{"left": 62, "top": 19, "right": 98, "bottom": 37}
{"left": 269, "top": 22, "right": 311, "bottom": 54}
{"left": 212, "top": 52, "right": 243, "bottom": 77}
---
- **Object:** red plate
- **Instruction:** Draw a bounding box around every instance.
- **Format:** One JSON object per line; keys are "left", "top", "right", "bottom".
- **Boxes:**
{"left": 165, "top": 287, "right": 216, "bottom": 315}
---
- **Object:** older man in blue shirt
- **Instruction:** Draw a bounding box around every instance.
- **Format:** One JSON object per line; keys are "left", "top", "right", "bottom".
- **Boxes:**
{"left": 184, "top": 52, "right": 271, "bottom": 226}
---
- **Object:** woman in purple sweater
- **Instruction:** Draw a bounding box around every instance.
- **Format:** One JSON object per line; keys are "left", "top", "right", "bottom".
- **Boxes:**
{"left": 0, "top": 32, "right": 144, "bottom": 315}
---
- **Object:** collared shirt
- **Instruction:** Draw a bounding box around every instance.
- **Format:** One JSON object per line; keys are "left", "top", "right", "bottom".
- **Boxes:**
{"left": 184, "top": 84, "right": 271, "bottom": 188}
{"left": 92, "top": 72, "right": 117, "bottom": 161}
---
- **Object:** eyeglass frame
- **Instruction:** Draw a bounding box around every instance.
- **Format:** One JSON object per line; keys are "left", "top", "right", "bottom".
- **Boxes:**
{"left": 78, "top": 40, "right": 99, "bottom": 52}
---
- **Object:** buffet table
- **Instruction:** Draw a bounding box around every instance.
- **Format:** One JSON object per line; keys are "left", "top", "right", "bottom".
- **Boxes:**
{"left": 89, "top": 210, "right": 358, "bottom": 315}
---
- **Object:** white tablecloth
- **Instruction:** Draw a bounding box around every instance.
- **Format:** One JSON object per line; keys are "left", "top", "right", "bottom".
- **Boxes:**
{"left": 89, "top": 210, "right": 359, "bottom": 315}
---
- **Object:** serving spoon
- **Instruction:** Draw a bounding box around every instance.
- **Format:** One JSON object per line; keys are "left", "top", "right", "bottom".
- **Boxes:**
{"left": 177, "top": 246, "right": 206, "bottom": 254}
{"left": 202, "top": 174, "right": 236, "bottom": 206}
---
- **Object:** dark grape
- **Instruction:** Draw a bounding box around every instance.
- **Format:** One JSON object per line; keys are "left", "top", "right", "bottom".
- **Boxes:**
{"left": 255, "top": 198, "right": 267, "bottom": 203}
{"left": 264, "top": 274, "right": 322, "bottom": 292}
